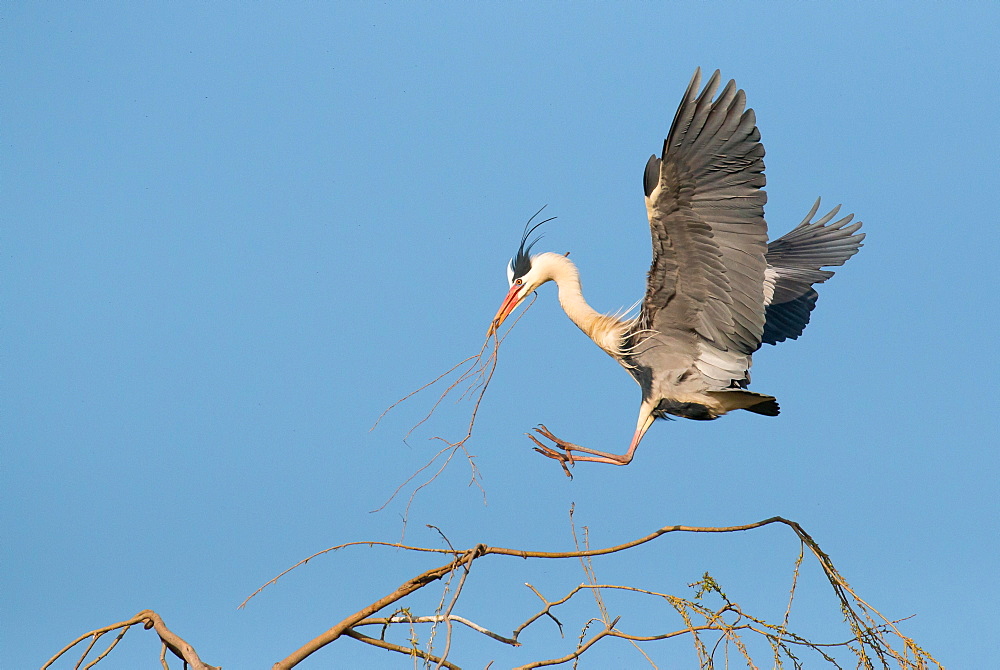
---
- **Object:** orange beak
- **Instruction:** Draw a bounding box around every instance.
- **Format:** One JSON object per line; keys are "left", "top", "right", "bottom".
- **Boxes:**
{"left": 487, "top": 284, "right": 525, "bottom": 337}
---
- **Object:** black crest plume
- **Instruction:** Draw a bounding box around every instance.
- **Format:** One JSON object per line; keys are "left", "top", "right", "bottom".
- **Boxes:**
{"left": 510, "top": 206, "right": 555, "bottom": 281}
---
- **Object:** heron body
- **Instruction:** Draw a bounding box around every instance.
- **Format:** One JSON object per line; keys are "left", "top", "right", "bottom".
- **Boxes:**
{"left": 487, "top": 69, "right": 864, "bottom": 469}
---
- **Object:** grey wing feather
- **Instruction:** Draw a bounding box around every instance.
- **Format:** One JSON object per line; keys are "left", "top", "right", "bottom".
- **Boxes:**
{"left": 638, "top": 68, "right": 768, "bottom": 387}
{"left": 762, "top": 198, "right": 865, "bottom": 344}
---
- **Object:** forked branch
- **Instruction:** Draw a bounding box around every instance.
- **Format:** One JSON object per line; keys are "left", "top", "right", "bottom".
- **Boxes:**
{"left": 43, "top": 609, "right": 219, "bottom": 670}
{"left": 46, "top": 516, "right": 941, "bottom": 669}
{"left": 254, "top": 516, "right": 941, "bottom": 669}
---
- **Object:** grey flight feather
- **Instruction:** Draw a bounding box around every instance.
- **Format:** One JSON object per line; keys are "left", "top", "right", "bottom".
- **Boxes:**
{"left": 762, "top": 198, "right": 865, "bottom": 344}
{"left": 634, "top": 68, "right": 769, "bottom": 390}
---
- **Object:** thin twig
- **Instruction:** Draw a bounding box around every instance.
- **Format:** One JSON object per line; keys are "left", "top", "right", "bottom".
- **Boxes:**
{"left": 518, "top": 583, "right": 567, "bottom": 638}
{"left": 771, "top": 540, "right": 806, "bottom": 665}
{"left": 343, "top": 629, "right": 461, "bottom": 669}
{"left": 515, "top": 622, "right": 742, "bottom": 669}
{"left": 44, "top": 616, "right": 141, "bottom": 669}
{"left": 370, "top": 294, "right": 538, "bottom": 535}
{"left": 355, "top": 614, "right": 519, "bottom": 646}
{"left": 44, "top": 611, "right": 219, "bottom": 670}
{"left": 240, "top": 540, "right": 459, "bottom": 610}
{"left": 82, "top": 626, "right": 131, "bottom": 670}
{"left": 370, "top": 352, "right": 482, "bottom": 432}
{"left": 72, "top": 631, "right": 100, "bottom": 669}
{"left": 434, "top": 550, "right": 475, "bottom": 669}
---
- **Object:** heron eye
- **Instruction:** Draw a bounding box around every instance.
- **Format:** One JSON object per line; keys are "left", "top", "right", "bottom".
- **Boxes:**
{"left": 515, "top": 278, "right": 523, "bottom": 285}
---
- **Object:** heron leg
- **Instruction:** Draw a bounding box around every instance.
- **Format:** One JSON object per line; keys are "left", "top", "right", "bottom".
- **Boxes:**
{"left": 527, "top": 424, "right": 640, "bottom": 474}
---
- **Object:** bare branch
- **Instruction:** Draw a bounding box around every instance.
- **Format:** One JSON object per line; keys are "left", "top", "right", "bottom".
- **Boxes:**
{"left": 355, "top": 614, "right": 520, "bottom": 646}
{"left": 515, "top": 583, "right": 575, "bottom": 638}
{"left": 141, "top": 610, "right": 219, "bottom": 670}
{"left": 432, "top": 541, "right": 475, "bottom": 668}
{"left": 343, "top": 629, "right": 461, "bottom": 669}
{"left": 271, "top": 544, "right": 487, "bottom": 669}
{"left": 253, "top": 515, "right": 940, "bottom": 668}
{"left": 43, "top": 610, "right": 218, "bottom": 670}
{"left": 81, "top": 625, "right": 130, "bottom": 670}
{"left": 515, "top": 621, "right": 739, "bottom": 669}
{"left": 43, "top": 614, "right": 143, "bottom": 669}
{"left": 240, "top": 540, "right": 458, "bottom": 609}
{"left": 49, "top": 515, "right": 940, "bottom": 670}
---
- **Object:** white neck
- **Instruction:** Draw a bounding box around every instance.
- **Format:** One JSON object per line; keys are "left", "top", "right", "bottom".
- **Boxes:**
{"left": 532, "top": 252, "right": 625, "bottom": 356}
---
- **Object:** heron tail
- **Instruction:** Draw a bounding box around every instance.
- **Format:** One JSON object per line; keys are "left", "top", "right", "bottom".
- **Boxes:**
{"left": 707, "top": 390, "right": 780, "bottom": 417}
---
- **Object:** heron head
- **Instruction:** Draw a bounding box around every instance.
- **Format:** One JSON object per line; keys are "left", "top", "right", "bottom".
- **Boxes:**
{"left": 487, "top": 211, "right": 554, "bottom": 337}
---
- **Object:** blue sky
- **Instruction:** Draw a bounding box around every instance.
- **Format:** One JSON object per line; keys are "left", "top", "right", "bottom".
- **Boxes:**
{"left": 6, "top": 3, "right": 999, "bottom": 668}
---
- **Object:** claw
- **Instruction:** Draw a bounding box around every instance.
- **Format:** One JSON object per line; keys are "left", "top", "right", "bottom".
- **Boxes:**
{"left": 526, "top": 421, "right": 639, "bottom": 468}
{"left": 532, "top": 448, "right": 574, "bottom": 478}
{"left": 526, "top": 425, "right": 577, "bottom": 478}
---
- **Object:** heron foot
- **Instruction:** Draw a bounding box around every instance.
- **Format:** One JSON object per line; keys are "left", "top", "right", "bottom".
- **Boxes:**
{"left": 526, "top": 424, "right": 581, "bottom": 478}
{"left": 527, "top": 423, "right": 638, "bottom": 469}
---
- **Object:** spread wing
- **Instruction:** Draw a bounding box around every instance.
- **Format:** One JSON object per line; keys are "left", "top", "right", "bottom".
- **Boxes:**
{"left": 638, "top": 68, "right": 768, "bottom": 386}
{"left": 762, "top": 198, "right": 865, "bottom": 344}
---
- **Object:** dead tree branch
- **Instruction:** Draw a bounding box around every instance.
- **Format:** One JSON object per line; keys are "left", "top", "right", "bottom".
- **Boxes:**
{"left": 257, "top": 516, "right": 940, "bottom": 668}
{"left": 47, "top": 516, "right": 941, "bottom": 669}
{"left": 43, "top": 609, "right": 219, "bottom": 670}
{"left": 271, "top": 544, "right": 488, "bottom": 669}
{"left": 343, "top": 629, "right": 461, "bottom": 669}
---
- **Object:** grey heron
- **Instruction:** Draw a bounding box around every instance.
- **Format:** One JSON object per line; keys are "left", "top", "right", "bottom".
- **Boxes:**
{"left": 486, "top": 68, "right": 864, "bottom": 470}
